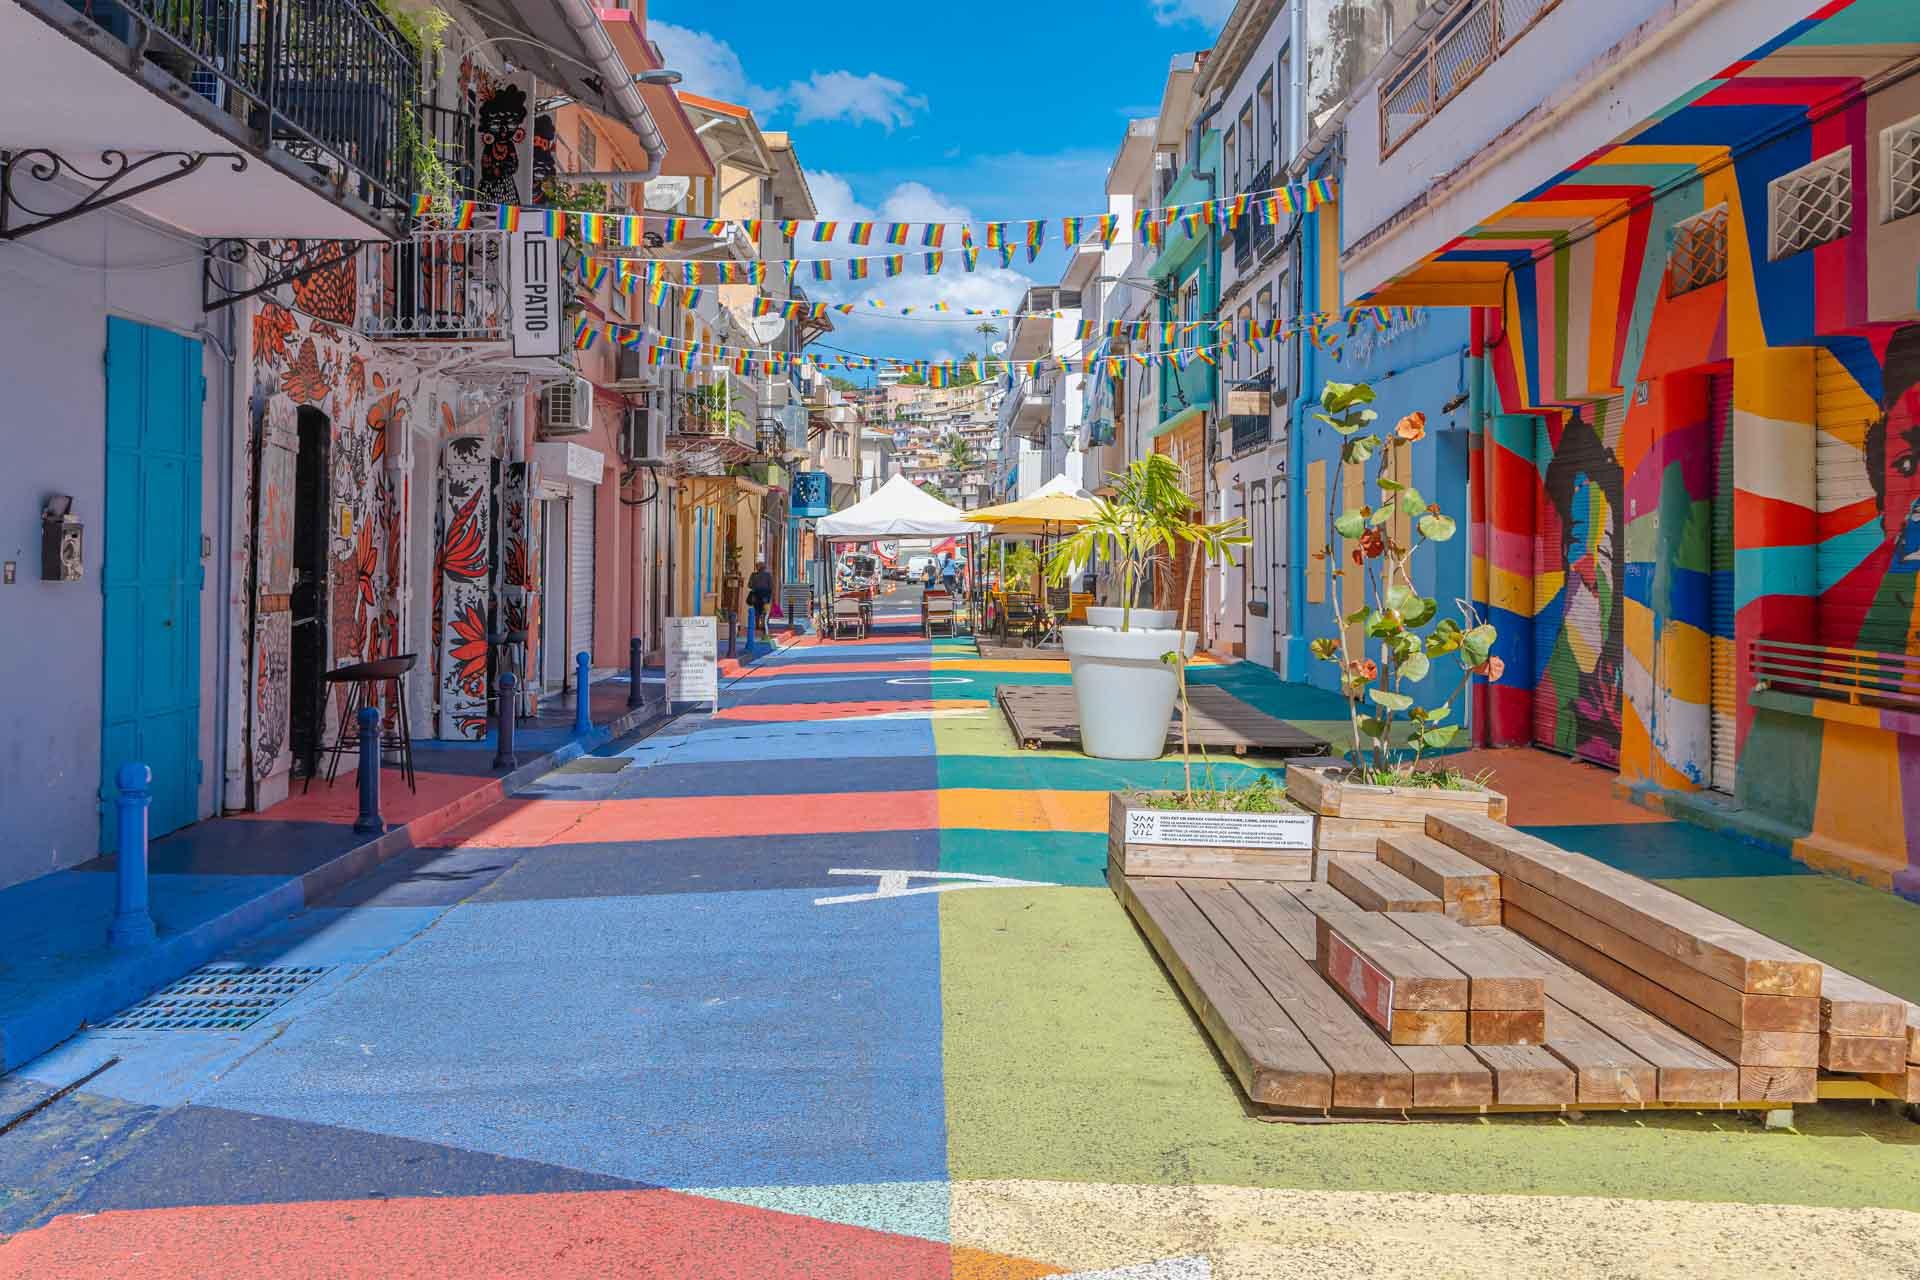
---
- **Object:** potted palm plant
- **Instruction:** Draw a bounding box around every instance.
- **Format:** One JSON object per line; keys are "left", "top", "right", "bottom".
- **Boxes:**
{"left": 1046, "top": 454, "right": 1243, "bottom": 760}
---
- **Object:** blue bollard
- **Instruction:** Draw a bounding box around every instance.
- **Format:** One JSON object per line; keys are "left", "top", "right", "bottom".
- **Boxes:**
{"left": 746, "top": 605, "right": 760, "bottom": 654}
{"left": 574, "top": 652, "right": 592, "bottom": 735}
{"left": 108, "top": 762, "right": 156, "bottom": 948}
{"left": 628, "top": 636, "right": 645, "bottom": 708}
{"left": 353, "top": 705, "right": 383, "bottom": 834}
{"left": 493, "top": 671, "right": 518, "bottom": 771}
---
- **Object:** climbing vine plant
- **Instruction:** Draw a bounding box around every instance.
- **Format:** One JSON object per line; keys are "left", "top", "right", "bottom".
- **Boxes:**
{"left": 1310, "top": 380, "right": 1502, "bottom": 779}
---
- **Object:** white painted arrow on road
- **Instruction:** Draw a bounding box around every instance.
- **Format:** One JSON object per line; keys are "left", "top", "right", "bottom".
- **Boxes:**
{"left": 813, "top": 868, "right": 1055, "bottom": 906}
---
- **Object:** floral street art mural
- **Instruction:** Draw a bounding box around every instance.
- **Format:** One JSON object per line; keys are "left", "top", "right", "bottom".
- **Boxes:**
{"left": 1376, "top": 0, "right": 1920, "bottom": 884}
{"left": 438, "top": 435, "right": 493, "bottom": 740}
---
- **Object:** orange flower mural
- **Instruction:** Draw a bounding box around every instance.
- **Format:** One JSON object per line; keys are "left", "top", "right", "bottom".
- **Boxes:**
{"left": 448, "top": 603, "right": 491, "bottom": 700}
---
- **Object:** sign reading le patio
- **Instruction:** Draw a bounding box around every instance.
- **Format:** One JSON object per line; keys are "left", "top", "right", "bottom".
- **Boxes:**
{"left": 1124, "top": 809, "right": 1313, "bottom": 850}
{"left": 509, "top": 229, "right": 562, "bottom": 358}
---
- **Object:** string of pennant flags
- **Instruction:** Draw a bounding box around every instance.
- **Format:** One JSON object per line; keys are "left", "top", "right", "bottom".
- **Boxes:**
{"left": 569, "top": 303, "right": 1419, "bottom": 381}
{"left": 412, "top": 177, "right": 1335, "bottom": 261}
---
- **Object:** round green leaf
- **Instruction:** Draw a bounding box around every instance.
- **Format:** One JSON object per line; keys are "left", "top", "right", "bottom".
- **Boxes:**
{"left": 1417, "top": 513, "right": 1457, "bottom": 541}
{"left": 1400, "top": 651, "right": 1430, "bottom": 683}
{"left": 1368, "top": 688, "right": 1414, "bottom": 712}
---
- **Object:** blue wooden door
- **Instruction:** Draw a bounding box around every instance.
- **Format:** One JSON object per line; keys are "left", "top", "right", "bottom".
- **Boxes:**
{"left": 102, "top": 317, "right": 204, "bottom": 851}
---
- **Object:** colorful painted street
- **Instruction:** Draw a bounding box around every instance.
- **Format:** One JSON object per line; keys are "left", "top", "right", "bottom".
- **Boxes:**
{"left": 4, "top": 591, "right": 1917, "bottom": 1278}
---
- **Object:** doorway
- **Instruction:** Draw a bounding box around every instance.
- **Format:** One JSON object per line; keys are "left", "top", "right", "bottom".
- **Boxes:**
{"left": 101, "top": 317, "right": 203, "bottom": 850}
{"left": 289, "top": 407, "right": 331, "bottom": 779}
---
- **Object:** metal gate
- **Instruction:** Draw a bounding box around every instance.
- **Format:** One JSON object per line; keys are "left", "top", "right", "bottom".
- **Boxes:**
{"left": 569, "top": 482, "right": 596, "bottom": 671}
{"left": 1707, "top": 372, "right": 1737, "bottom": 793}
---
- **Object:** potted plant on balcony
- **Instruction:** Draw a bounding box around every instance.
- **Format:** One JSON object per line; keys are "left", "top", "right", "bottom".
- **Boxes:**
{"left": 683, "top": 383, "right": 746, "bottom": 437}
{"left": 1286, "top": 381, "right": 1508, "bottom": 860}
{"left": 1046, "top": 453, "right": 1244, "bottom": 761}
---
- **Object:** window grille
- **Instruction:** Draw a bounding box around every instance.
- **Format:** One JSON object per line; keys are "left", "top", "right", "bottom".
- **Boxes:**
{"left": 1667, "top": 204, "right": 1729, "bottom": 296}
{"left": 1379, "top": 0, "right": 1563, "bottom": 156}
{"left": 1768, "top": 150, "right": 1852, "bottom": 260}
{"left": 1884, "top": 115, "right": 1920, "bottom": 222}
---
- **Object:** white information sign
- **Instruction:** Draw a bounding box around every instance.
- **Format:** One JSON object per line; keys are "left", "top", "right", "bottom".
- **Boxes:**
{"left": 508, "top": 229, "right": 563, "bottom": 358}
{"left": 665, "top": 616, "right": 719, "bottom": 709}
{"left": 1123, "top": 807, "right": 1314, "bottom": 850}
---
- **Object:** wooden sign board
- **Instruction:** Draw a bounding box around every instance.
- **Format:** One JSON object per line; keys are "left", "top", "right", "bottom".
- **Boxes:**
{"left": 1227, "top": 388, "right": 1270, "bottom": 417}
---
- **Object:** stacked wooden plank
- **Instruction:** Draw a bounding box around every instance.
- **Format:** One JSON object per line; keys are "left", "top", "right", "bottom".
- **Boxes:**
{"left": 1428, "top": 813, "right": 1829, "bottom": 1102}
{"left": 1882, "top": 1006, "right": 1920, "bottom": 1101}
{"left": 1285, "top": 762, "right": 1507, "bottom": 863}
{"left": 1375, "top": 832, "right": 1502, "bottom": 925}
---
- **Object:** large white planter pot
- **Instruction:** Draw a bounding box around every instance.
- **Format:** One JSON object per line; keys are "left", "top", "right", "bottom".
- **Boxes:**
{"left": 1063, "top": 625, "right": 1197, "bottom": 759}
{"left": 1085, "top": 606, "right": 1178, "bottom": 630}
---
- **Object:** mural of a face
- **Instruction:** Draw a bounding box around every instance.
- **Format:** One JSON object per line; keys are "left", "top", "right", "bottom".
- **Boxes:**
{"left": 475, "top": 84, "right": 528, "bottom": 203}
{"left": 1873, "top": 326, "right": 1920, "bottom": 570}
{"left": 1543, "top": 413, "right": 1626, "bottom": 765}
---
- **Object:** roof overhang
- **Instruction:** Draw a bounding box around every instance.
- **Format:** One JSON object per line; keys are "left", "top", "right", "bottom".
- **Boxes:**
{"left": 1155, "top": 53, "right": 1201, "bottom": 147}
{"left": 597, "top": 7, "right": 712, "bottom": 179}
{"left": 681, "top": 94, "right": 775, "bottom": 175}
{"left": 1359, "top": 0, "right": 1920, "bottom": 306}
{"left": 1194, "top": 0, "right": 1283, "bottom": 102}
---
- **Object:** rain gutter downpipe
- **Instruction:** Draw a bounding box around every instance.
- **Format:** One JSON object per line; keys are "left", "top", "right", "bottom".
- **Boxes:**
{"left": 555, "top": 0, "right": 666, "bottom": 183}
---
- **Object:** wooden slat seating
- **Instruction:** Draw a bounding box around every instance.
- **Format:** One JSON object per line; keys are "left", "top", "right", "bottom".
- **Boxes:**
{"left": 1375, "top": 832, "right": 1502, "bottom": 926}
{"left": 1427, "top": 812, "right": 1826, "bottom": 1101}
{"left": 1326, "top": 858, "right": 1443, "bottom": 914}
{"left": 829, "top": 595, "right": 867, "bottom": 640}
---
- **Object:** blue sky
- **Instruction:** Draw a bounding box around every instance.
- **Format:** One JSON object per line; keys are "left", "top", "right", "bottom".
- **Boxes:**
{"left": 648, "top": 0, "right": 1233, "bottom": 367}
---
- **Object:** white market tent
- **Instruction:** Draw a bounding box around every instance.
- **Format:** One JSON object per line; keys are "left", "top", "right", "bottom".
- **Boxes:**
{"left": 1025, "top": 473, "right": 1092, "bottom": 501}
{"left": 815, "top": 474, "right": 977, "bottom": 540}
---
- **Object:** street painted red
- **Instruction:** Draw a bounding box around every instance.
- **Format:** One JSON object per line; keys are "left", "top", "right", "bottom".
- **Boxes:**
{"left": 0, "top": 1190, "right": 992, "bottom": 1279}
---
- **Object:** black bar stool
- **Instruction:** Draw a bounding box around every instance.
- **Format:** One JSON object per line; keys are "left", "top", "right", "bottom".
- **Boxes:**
{"left": 308, "top": 654, "right": 417, "bottom": 794}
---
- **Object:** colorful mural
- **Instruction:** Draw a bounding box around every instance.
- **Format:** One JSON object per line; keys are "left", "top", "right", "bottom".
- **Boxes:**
{"left": 437, "top": 435, "right": 493, "bottom": 740}
{"left": 1365, "top": 0, "right": 1920, "bottom": 887}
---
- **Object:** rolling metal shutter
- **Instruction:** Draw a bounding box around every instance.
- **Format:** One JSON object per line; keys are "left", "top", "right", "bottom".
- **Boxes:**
{"left": 569, "top": 482, "right": 596, "bottom": 671}
{"left": 1813, "top": 350, "right": 1882, "bottom": 650}
{"left": 1707, "top": 372, "right": 1737, "bottom": 793}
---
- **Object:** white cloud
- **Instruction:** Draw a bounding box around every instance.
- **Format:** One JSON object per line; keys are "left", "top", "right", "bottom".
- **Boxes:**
{"left": 801, "top": 170, "right": 876, "bottom": 223}
{"left": 647, "top": 23, "right": 926, "bottom": 131}
{"left": 647, "top": 22, "right": 780, "bottom": 114}
{"left": 1149, "top": 0, "right": 1235, "bottom": 29}
{"left": 785, "top": 71, "right": 927, "bottom": 131}
{"left": 879, "top": 182, "right": 972, "bottom": 226}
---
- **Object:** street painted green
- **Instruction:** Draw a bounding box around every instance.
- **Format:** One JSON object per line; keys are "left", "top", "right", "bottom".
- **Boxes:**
{"left": 937, "top": 753, "right": 1292, "bottom": 794}
{"left": 1655, "top": 873, "right": 1920, "bottom": 1002}
{"left": 939, "top": 829, "right": 1108, "bottom": 886}
{"left": 939, "top": 886, "right": 1920, "bottom": 1211}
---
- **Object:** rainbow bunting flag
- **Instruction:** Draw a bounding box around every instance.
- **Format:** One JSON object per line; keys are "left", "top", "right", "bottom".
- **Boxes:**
{"left": 662, "top": 216, "right": 685, "bottom": 241}
{"left": 779, "top": 219, "right": 801, "bottom": 240}
{"left": 741, "top": 219, "right": 761, "bottom": 243}
{"left": 848, "top": 221, "right": 874, "bottom": 245}
{"left": 962, "top": 246, "right": 980, "bottom": 272}
{"left": 618, "top": 216, "right": 639, "bottom": 247}
{"left": 1061, "top": 216, "right": 1082, "bottom": 249}
{"left": 922, "top": 224, "right": 944, "bottom": 248}
{"left": 1024, "top": 220, "right": 1045, "bottom": 259}
{"left": 1096, "top": 213, "right": 1118, "bottom": 246}
{"left": 984, "top": 222, "right": 1007, "bottom": 249}
{"left": 683, "top": 287, "right": 703, "bottom": 309}
{"left": 811, "top": 259, "right": 833, "bottom": 281}
{"left": 884, "top": 223, "right": 910, "bottom": 246}
{"left": 848, "top": 258, "right": 869, "bottom": 280}
{"left": 924, "top": 251, "right": 943, "bottom": 274}
{"left": 929, "top": 301, "right": 949, "bottom": 312}
{"left": 813, "top": 221, "right": 839, "bottom": 242}
{"left": 702, "top": 219, "right": 727, "bottom": 238}
{"left": 884, "top": 254, "right": 905, "bottom": 278}
{"left": 411, "top": 195, "right": 433, "bottom": 216}
{"left": 649, "top": 278, "right": 671, "bottom": 307}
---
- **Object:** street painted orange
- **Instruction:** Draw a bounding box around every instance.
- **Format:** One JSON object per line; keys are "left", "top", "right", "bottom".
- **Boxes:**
{"left": 1443, "top": 747, "right": 1670, "bottom": 827}
{"left": 0, "top": 1191, "right": 974, "bottom": 1279}
{"left": 938, "top": 788, "right": 1107, "bottom": 834}
{"left": 538, "top": 791, "right": 944, "bottom": 845}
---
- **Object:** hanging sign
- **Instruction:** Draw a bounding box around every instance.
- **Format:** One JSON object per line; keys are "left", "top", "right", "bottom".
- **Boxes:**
{"left": 509, "top": 228, "right": 562, "bottom": 358}
{"left": 792, "top": 471, "right": 832, "bottom": 518}
{"left": 664, "top": 616, "right": 719, "bottom": 710}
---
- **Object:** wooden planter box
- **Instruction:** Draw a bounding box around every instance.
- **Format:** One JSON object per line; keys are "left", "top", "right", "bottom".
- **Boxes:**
{"left": 1285, "top": 762, "right": 1507, "bottom": 867}
{"left": 1107, "top": 791, "right": 1315, "bottom": 881}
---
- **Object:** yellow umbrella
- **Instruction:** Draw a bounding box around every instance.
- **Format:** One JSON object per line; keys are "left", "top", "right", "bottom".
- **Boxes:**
{"left": 961, "top": 490, "right": 1100, "bottom": 533}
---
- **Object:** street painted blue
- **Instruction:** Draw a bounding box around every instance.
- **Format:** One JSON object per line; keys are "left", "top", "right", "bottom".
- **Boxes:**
{"left": 470, "top": 831, "right": 944, "bottom": 901}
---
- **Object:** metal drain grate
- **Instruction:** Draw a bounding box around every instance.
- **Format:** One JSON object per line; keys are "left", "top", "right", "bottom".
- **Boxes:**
{"left": 96, "top": 965, "right": 331, "bottom": 1031}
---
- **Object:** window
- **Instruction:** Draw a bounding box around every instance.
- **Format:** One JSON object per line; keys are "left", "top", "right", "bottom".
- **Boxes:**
{"left": 1256, "top": 74, "right": 1275, "bottom": 175}
{"left": 1276, "top": 50, "right": 1292, "bottom": 163}
{"left": 1256, "top": 282, "right": 1277, "bottom": 388}
{"left": 1223, "top": 126, "right": 1238, "bottom": 202}
{"left": 577, "top": 121, "right": 598, "bottom": 170}
{"left": 1883, "top": 113, "right": 1920, "bottom": 222}
{"left": 1235, "top": 304, "right": 1252, "bottom": 380}
{"left": 1769, "top": 149, "right": 1852, "bottom": 260}
{"left": 1238, "top": 102, "right": 1256, "bottom": 192}
{"left": 1667, "top": 204, "right": 1729, "bottom": 296}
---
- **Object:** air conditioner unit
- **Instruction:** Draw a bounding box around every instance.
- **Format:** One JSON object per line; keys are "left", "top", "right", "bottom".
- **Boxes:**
{"left": 612, "top": 345, "right": 655, "bottom": 388}
{"left": 621, "top": 403, "right": 667, "bottom": 465}
{"left": 540, "top": 375, "right": 592, "bottom": 437}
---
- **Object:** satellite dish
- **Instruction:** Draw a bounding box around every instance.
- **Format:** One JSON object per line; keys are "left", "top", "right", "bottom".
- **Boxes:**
{"left": 747, "top": 314, "right": 787, "bottom": 344}
{"left": 990, "top": 341, "right": 1007, "bottom": 355}
{"left": 643, "top": 176, "right": 691, "bottom": 211}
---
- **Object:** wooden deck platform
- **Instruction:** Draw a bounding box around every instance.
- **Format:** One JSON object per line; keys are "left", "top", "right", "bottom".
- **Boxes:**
{"left": 975, "top": 642, "right": 1070, "bottom": 662}
{"left": 1001, "top": 684, "right": 1329, "bottom": 756}
{"left": 1109, "top": 868, "right": 1817, "bottom": 1115}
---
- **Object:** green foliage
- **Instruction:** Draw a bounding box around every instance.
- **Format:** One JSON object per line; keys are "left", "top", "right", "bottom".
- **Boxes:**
{"left": 1313, "top": 380, "right": 1502, "bottom": 778}
{"left": 1129, "top": 774, "right": 1295, "bottom": 814}
{"left": 1044, "top": 453, "right": 1201, "bottom": 630}
{"left": 684, "top": 382, "right": 747, "bottom": 432}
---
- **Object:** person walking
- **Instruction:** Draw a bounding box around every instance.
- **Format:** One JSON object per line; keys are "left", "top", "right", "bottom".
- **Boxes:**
{"left": 939, "top": 550, "right": 960, "bottom": 596}
{"left": 747, "top": 562, "right": 774, "bottom": 641}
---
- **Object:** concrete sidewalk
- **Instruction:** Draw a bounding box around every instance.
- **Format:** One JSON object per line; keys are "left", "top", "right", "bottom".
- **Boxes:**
{"left": 0, "top": 672, "right": 681, "bottom": 1074}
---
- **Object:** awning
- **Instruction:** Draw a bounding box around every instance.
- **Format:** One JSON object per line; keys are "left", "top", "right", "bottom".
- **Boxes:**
{"left": 1361, "top": 0, "right": 1920, "bottom": 307}
{"left": 815, "top": 474, "right": 977, "bottom": 540}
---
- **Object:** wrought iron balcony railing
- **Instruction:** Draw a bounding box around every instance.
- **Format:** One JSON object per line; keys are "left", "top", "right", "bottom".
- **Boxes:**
{"left": 66, "top": 0, "right": 418, "bottom": 211}
{"left": 358, "top": 227, "right": 509, "bottom": 340}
